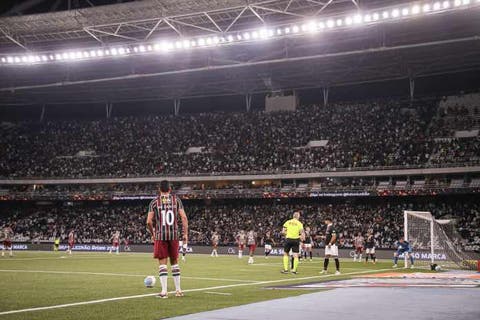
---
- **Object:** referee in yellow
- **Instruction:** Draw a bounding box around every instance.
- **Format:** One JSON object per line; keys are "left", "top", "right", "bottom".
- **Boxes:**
{"left": 281, "top": 211, "right": 305, "bottom": 274}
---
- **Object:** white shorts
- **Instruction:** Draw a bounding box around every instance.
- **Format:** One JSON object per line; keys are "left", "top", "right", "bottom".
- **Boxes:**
{"left": 365, "top": 248, "right": 376, "bottom": 254}
{"left": 325, "top": 244, "right": 339, "bottom": 257}
{"left": 264, "top": 244, "right": 272, "bottom": 251}
{"left": 179, "top": 241, "right": 188, "bottom": 249}
{"left": 303, "top": 243, "right": 312, "bottom": 249}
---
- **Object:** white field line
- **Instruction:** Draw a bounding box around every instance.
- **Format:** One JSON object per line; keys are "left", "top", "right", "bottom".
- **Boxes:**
{"left": 0, "top": 269, "right": 258, "bottom": 283}
{"left": 205, "top": 291, "right": 233, "bottom": 296}
{"left": 0, "top": 268, "right": 391, "bottom": 316}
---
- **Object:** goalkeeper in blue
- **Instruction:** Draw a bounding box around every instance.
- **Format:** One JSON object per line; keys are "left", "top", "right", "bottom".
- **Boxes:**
{"left": 393, "top": 237, "right": 415, "bottom": 269}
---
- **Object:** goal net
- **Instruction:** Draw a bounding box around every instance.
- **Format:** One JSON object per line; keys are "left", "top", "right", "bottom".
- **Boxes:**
{"left": 404, "top": 210, "right": 477, "bottom": 270}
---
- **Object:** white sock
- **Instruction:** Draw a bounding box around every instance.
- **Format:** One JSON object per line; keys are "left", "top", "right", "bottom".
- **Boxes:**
{"left": 159, "top": 265, "right": 168, "bottom": 294}
{"left": 239, "top": 251, "right": 243, "bottom": 258}
{"left": 353, "top": 254, "right": 357, "bottom": 261}
{"left": 116, "top": 248, "right": 119, "bottom": 254}
{"left": 358, "top": 254, "right": 362, "bottom": 261}
{"left": 172, "top": 264, "right": 181, "bottom": 292}
{"left": 9, "top": 249, "right": 12, "bottom": 256}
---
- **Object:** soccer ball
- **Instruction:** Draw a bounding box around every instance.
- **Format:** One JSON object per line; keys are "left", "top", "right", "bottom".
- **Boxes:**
{"left": 144, "top": 276, "right": 156, "bottom": 288}
{"left": 435, "top": 265, "right": 442, "bottom": 272}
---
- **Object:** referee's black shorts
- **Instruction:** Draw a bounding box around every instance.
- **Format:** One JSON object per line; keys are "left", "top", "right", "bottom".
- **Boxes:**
{"left": 284, "top": 238, "right": 300, "bottom": 253}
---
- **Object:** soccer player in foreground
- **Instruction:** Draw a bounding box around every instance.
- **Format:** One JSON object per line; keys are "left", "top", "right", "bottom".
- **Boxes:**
{"left": 320, "top": 217, "right": 341, "bottom": 275}
{"left": 147, "top": 180, "right": 189, "bottom": 298}
{"left": 281, "top": 211, "right": 305, "bottom": 274}
{"left": 393, "top": 236, "right": 414, "bottom": 269}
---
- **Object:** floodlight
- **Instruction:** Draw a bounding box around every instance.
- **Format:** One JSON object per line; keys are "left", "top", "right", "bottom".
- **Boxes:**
{"left": 412, "top": 5, "right": 421, "bottom": 14}
{"left": 391, "top": 9, "right": 400, "bottom": 17}
{"left": 423, "top": 3, "right": 431, "bottom": 11}
{"left": 345, "top": 16, "right": 353, "bottom": 25}
{"left": 292, "top": 25, "right": 300, "bottom": 33}
{"left": 353, "top": 14, "right": 362, "bottom": 23}
{"left": 402, "top": 8, "right": 409, "bottom": 16}
{"left": 326, "top": 20, "right": 334, "bottom": 28}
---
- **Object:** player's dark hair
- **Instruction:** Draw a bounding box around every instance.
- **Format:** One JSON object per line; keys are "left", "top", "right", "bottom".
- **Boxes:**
{"left": 325, "top": 217, "right": 332, "bottom": 222}
{"left": 160, "top": 180, "right": 170, "bottom": 193}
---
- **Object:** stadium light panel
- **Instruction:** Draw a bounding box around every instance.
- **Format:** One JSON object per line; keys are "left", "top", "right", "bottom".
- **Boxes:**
{"left": 402, "top": 8, "right": 410, "bottom": 16}
{"left": 345, "top": 16, "right": 353, "bottom": 25}
{"left": 183, "top": 40, "right": 191, "bottom": 49}
{"left": 353, "top": 14, "right": 362, "bottom": 24}
{"left": 326, "top": 20, "right": 334, "bottom": 28}
{"left": 318, "top": 22, "right": 325, "bottom": 29}
{"left": 14, "top": 57, "right": 20, "bottom": 63}
{"left": 462, "top": 0, "right": 470, "bottom": 5}
{"left": 307, "top": 21, "right": 317, "bottom": 32}
{"left": 111, "top": 48, "right": 118, "bottom": 55}
{"left": 252, "top": 31, "right": 259, "bottom": 39}
{"left": 227, "top": 35, "right": 235, "bottom": 42}
{"left": 118, "top": 47, "right": 126, "bottom": 54}
{"left": 292, "top": 25, "right": 300, "bottom": 33}
{"left": 443, "top": 1, "right": 451, "bottom": 8}
{"left": 412, "top": 5, "right": 421, "bottom": 14}
{"left": 276, "top": 28, "right": 282, "bottom": 35}
{"left": 139, "top": 45, "right": 146, "bottom": 52}
{"left": 364, "top": 14, "right": 372, "bottom": 22}
{"left": 372, "top": 12, "right": 380, "bottom": 21}
{"left": 1, "top": 57, "right": 6, "bottom": 63}
{"left": 336, "top": 19, "right": 343, "bottom": 26}
{"left": 198, "top": 38, "right": 206, "bottom": 46}
{"left": 284, "top": 27, "right": 291, "bottom": 34}
{"left": 41, "top": 55, "right": 48, "bottom": 62}
{"left": 423, "top": 3, "right": 431, "bottom": 12}
{"left": 206, "top": 37, "right": 213, "bottom": 45}
{"left": 243, "top": 32, "right": 251, "bottom": 40}
{"left": 382, "top": 11, "right": 390, "bottom": 19}
{"left": 391, "top": 9, "right": 400, "bottom": 17}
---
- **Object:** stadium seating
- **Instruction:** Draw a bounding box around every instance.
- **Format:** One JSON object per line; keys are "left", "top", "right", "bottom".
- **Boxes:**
{"left": 1, "top": 99, "right": 478, "bottom": 178}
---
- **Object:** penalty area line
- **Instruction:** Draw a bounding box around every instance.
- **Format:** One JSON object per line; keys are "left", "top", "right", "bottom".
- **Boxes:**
{"left": 0, "top": 268, "right": 391, "bottom": 316}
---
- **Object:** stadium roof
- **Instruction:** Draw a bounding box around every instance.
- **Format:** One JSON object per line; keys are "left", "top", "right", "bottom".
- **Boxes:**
{"left": 0, "top": 0, "right": 479, "bottom": 105}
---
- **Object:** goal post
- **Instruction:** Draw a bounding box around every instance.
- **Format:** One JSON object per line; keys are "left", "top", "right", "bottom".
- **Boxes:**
{"left": 403, "top": 210, "right": 478, "bottom": 270}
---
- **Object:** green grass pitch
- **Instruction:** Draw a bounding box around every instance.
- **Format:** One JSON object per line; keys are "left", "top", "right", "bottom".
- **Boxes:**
{"left": 0, "top": 251, "right": 397, "bottom": 320}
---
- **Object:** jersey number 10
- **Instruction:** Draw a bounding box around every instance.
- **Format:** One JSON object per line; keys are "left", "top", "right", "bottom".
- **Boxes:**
{"left": 161, "top": 210, "right": 175, "bottom": 226}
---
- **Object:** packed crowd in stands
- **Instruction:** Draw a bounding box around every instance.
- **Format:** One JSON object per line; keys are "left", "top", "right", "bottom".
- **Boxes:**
{"left": 1, "top": 200, "right": 478, "bottom": 251}
{"left": 3, "top": 98, "right": 478, "bottom": 178}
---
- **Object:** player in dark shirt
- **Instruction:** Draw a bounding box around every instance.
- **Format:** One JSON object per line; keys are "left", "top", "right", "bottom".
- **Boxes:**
{"left": 263, "top": 231, "right": 275, "bottom": 258}
{"left": 147, "top": 180, "right": 189, "bottom": 298}
{"left": 364, "top": 232, "right": 376, "bottom": 264}
{"left": 302, "top": 227, "right": 314, "bottom": 261}
{"left": 320, "top": 217, "right": 340, "bottom": 275}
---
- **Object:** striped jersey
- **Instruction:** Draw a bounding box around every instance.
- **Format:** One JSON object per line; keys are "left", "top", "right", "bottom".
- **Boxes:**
{"left": 148, "top": 193, "right": 184, "bottom": 241}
